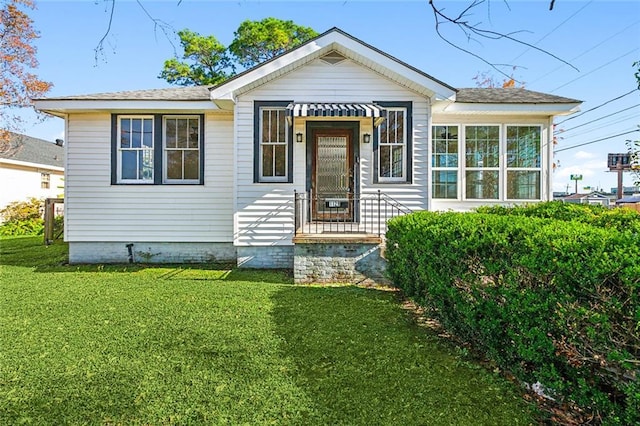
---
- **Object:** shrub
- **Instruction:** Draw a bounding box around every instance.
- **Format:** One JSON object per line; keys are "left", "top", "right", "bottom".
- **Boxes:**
{"left": 386, "top": 210, "right": 640, "bottom": 424}
{"left": 0, "top": 198, "right": 44, "bottom": 236}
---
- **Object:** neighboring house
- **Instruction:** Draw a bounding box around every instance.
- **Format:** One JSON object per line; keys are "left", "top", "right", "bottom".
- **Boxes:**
{"left": 560, "top": 191, "right": 613, "bottom": 207}
{"left": 34, "top": 28, "right": 581, "bottom": 267}
{"left": 0, "top": 132, "right": 64, "bottom": 213}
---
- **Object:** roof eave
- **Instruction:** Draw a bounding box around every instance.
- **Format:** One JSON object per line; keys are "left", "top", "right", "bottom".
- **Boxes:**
{"left": 0, "top": 158, "right": 64, "bottom": 171}
{"left": 432, "top": 101, "right": 581, "bottom": 116}
{"left": 33, "top": 99, "right": 221, "bottom": 115}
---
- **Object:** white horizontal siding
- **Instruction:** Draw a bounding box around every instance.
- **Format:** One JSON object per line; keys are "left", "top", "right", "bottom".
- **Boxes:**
{"left": 0, "top": 165, "right": 64, "bottom": 211}
{"left": 65, "top": 112, "right": 234, "bottom": 242}
{"left": 235, "top": 58, "right": 430, "bottom": 246}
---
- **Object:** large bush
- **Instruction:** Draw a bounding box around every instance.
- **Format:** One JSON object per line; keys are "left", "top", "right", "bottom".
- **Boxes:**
{"left": 0, "top": 198, "right": 44, "bottom": 236}
{"left": 386, "top": 206, "right": 639, "bottom": 424}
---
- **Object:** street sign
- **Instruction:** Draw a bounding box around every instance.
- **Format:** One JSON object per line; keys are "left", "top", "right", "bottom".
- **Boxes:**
{"left": 570, "top": 174, "right": 583, "bottom": 180}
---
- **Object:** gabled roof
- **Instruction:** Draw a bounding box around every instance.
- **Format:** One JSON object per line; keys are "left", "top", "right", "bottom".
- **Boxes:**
{"left": 208, "top": 27, "right": 458, "bottom": 108}
{"left": 0, "top": 132, "right": 64, "bottom": 169}
{"left": 562, "top": 192, "right": 611, "bottom": 200}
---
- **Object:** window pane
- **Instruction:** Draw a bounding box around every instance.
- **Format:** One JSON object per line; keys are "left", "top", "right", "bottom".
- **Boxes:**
{"left": 188, "top": 119, "right": 199, "bottom": 149}
{"left": 392, "top": 145, "right": 403, "bottom": 177}
{"left": 466, "top": 170, "right": 499, "bottom": 199}
{"left": 262, "top": 110, "right": 270, "bottom": 143}
{"left": 277, "top": 110, "right": 286, "bottom": 143}
{"left": 380, "top": 145, "right": 391, "bottom": 178}
{"left": 165, "top": 119, "right": 177, "bottom": 149}
{"left": 507, "top": 126, "right": 540, "bottom": 168}
{"left": 132, "top": 119, "right": 142, "bottom": 148}
{"left": 262, "top": 145, "right": 274, "bottom": 177}
{"left": 432, "top": 170, "right": 457, "bottom": 199}
{"left": 274, "top": 144, "right": 286, "bottom": 177}
{"left": 507, "top": 170, "right": 540, "bottom": 199}
{"left": 143, "top": 118, "right": 153, "bottom": 148}
{"left": 140, "top": 150, "right": 153, "bottom": 180}
{"left": 177, "top": 119, "right": 188, "bottom": 148}
{"left": 120, "top": 119, "right": 131, "bottom": 148}
{"left": 465, "top": 126, "right": 499, "bottom": 167}
{"left": 387, "top": 112, "right": 396, "bottom": 143}
{"left": 379, "top": 119, "right": 388, "bottom": 144}
{"left": 270, "top": 110, "right": 279, "bottom": 143}
{"left": 395, "top": 111, "right": 404, "bottom": 144}
{"left": 184, "top": 150, "right": 199, "bottom": 180}
{"left": 167, "top": 150, "right": 182, "bottom": 180}
{"left": 122, "top": 150, "right": 137, "bottom": 179}
{"left": 432, "top": 125, "right": 458, "bottom": 168}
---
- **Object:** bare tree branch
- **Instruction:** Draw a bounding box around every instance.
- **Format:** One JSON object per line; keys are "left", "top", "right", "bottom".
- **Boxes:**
{"left": 428, "top": 0, "right": 578, "bottom": 81}
{"left": 94, "top": 0, "right": 177, "bottom": 64}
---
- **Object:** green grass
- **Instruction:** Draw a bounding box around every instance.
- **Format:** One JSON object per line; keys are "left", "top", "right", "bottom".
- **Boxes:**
{"left": 0, "top": 237, "right": 536, "bottom": 425}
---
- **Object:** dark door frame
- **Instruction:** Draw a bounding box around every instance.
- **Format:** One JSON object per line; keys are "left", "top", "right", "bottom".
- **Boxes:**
{"left": 305, "top": 120, "right": 360, "bottom": 221}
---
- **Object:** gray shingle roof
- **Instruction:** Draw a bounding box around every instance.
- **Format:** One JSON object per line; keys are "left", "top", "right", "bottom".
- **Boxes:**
{"left": 0, "top": 132, "right": 64, "bottom": 168}
{"left": 39, "top": 86, "right": 211, "bottom": 101}
{"left": 456, "top": 88, "right": 580, "bottom": 104}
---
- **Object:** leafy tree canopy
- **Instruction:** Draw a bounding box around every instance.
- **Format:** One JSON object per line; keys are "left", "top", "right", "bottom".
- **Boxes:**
{"left": 159, "top": 18, "right": 317, "bottom": 86}
{"left": 0, "top": 0, "right": 52, "bottom": 149}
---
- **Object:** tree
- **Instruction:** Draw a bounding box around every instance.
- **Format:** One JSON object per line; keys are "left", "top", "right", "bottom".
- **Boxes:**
{"left": 229, "top": 18, "right": 318, "bottom": 69}
{"left": 0, "top": 0, "right": 52, "bottom": 151}
{"left": 158, "top": 29, "right": 233, "bottom": 86}
{"left": 159, "top": 18, "right": 317, "bottom": 86}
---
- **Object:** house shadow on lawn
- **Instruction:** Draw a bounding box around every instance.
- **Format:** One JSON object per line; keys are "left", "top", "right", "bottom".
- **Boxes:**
{"left": 269, "top": 285, "right": 536, "bottom": 425}
{"left": 0, "top": 237, "right": 291, "bottom": 283}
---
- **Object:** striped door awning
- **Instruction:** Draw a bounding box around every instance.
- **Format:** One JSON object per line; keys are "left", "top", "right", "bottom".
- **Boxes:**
{"left": 286, "top": 102, "right": 387, "bottom": 118}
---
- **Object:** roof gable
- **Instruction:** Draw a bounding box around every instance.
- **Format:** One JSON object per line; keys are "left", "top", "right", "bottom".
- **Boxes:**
{"left": 208, "top": 27, "right": 457, "bottom": 108}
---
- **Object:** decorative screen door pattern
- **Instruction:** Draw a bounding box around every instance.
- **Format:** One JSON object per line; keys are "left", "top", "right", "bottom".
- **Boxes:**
{"left": 313, "top": 130, "right": 353, "bottom": 221}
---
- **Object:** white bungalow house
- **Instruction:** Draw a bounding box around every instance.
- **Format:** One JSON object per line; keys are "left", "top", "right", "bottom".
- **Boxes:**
{"left": 34, "top": 28, "right": 581, "bottom": 271}
{"left": 0, "top": 132, "right": 64, "bottom": 214}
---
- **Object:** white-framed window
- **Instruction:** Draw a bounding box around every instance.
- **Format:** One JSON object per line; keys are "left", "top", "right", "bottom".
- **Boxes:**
{"left": 117, "top": 116, "right": 154, "bottom": 183}
{"left": 432, "top": 125, "right": 459, "bottom": 199}
{"left": 40, "top": 172, "right": 51, "bottom": 189}
{"left": 259, "top": 107, "right": 288, "bottom": 182}
{"left": 163, "top": 116, "right": 201, "bottom": 183}
{"left": 506, "top": 125, "right": 541, "bottom": 200}
{"left": 378, "top": 108, "right": 407, "bottom": 182}
{"left": 464, "top": 125, "right": 500, "bottom": 200}
{"left": 113, "top": 114, "right": 204, "bottom": 185}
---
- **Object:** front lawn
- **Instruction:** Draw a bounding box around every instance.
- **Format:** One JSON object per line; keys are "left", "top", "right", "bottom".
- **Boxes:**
{"left": 0, "top": 237, "right": 535, "bottom": 424}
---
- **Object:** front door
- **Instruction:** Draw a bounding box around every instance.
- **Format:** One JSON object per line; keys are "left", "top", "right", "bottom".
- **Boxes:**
{"left": 312, "top": 128, "right": 354, "bottom": 221}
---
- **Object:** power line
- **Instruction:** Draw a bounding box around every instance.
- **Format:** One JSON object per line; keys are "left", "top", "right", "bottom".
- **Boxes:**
{"left": 556, "top": 104, "right": 640, "bottom": 133}
{"left": 511, "top": 1, "right": 593, "bottom": 63}
{"left": 550, "top": 47, "right": 639, "bottom": 92}
{"left": 555, "top": 89, "right": 639, "bottom": 125}
{"left": 529, "top": 20, "right": 640, "bottom": 85}
{"left": 559, "top": 115, "right": 639, "bottom": 140}
{"left": 554, "top": 129, "right": 640, "bottom": 153}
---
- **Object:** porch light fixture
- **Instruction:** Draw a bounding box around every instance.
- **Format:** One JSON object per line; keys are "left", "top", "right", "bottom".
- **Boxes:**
{"left": 296, "top": 132, "right": 303, "bottom": 143}
{"left": 363, "top": 133, "right": 371, "bottom": 144}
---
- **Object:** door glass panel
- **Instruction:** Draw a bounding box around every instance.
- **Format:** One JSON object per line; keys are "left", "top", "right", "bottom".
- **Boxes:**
{"left": 317, "top": 136, "right": 348, "bottom": 197}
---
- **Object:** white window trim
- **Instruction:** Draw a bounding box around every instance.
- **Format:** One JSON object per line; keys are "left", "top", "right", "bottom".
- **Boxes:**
{"left": 117, "top": 115, "right": 154, "bottom": 184}
{"left": 378, "top": 107, "right": 407, "bottom": 183}
{"left": 258, "top": 107, "right": 289, "bottom": 183}
{"left": 505, "top": 125, "right": 543, "bottom": 202}
{"left": 431, "top": 124, "right": 461, "bottom": 200}
{"left": 162, "top": 115, "right": 201, "bottom": 184}
{"left": 462, "top": 124, "right": 502, "bottom": 201}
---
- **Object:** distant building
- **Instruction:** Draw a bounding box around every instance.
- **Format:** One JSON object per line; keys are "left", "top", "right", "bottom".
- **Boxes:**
{"left": 560, "top": 191, "right": 613, "bottom": 207}
{"left": 610, "top": 186, "right": 640, "bottom": 196}
{"left": 0, "top": 132, "right": 64, "bottom": 212}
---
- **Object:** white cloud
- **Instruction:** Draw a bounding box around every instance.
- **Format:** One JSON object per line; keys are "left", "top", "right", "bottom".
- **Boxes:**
{"left": 573, "top": 150, "right": 596, "bottom": 160}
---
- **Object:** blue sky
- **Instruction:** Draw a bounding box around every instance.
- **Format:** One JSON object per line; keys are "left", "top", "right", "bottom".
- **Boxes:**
{"left": 24, "top": 0, "right": 640, "bottom": 193}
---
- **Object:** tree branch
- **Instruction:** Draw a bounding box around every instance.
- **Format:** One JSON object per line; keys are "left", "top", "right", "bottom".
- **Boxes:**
{"left": 428, "top": 0, "right": 578, "bottom": 80}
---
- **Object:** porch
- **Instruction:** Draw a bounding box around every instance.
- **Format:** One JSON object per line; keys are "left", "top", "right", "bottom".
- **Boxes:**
{"left": 292, "top": 190, "right": 411, "bottom": 284}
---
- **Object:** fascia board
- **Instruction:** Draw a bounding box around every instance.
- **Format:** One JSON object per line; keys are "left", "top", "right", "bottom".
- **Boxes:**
{"left": 433, "top": 101, "right": 582, "bottom": 116}
{"left": 0, "top": 158, "right": 64, "bottom": 172}
{"left": 33, "top": 100, "right": 219, "bottom": 114}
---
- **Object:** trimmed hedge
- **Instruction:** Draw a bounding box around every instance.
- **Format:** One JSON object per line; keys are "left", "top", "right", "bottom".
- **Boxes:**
{"left": 386, "top": 206, "right": 639, "bottom": 424}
